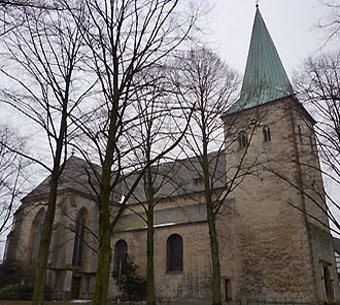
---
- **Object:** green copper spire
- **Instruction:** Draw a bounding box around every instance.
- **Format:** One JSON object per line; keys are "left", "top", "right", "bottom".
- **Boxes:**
{"left": 226, "top": 7, "right": 293, "bottom": 114}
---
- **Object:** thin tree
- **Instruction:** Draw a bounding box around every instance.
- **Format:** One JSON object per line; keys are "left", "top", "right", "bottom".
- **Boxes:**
{"left": 172, "top": 47, "right": 264, "bottom": 305}
{"left": 318, "top": 0, "right": 340, "bottom": 43}
{"left": 0, "top": 1, "right": 62, "bottom": 36}
{"left": 0, "top": 6, "right": 92, "bottom": 305}
{"left": 290, "top": 51, "right": 340, "bottom": 233}
{"left": 0, "top": 125, "right": 27, "bottom": 239}
{"left": 64, "top": 1, "right": 200, "bottom": 304}
{"left": 120, "top": 67, "right": 194, "bottom": 305}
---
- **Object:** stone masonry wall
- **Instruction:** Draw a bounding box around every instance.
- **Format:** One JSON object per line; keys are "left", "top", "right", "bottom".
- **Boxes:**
{"left": 292, "top": 106, "right": 340, "bottom": 303}
{"left": 221, "top": 98, "right": 319, "bottom": 301}
{"left": 112, "top": 221, "right": 212, "bottom": 302}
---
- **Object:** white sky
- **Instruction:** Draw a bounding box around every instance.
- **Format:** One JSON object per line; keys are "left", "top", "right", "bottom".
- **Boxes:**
{"left": 206, "top": 0, "right": 338, "bottom": 78}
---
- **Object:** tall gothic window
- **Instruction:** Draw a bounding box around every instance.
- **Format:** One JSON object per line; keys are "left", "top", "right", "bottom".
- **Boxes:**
{"left": 114, "top": 239, "right": 128, "bottom": 272}
{"left": 263, "top": 125, "right": 271, "bottom": 142}
{"left": 72, "top": 208, "right": 87, "bottom": 267}
{"left": 30, "top": 208, "right": 46, "bottom": 264}
{"left": 167, "top": 234, "right": 183, "bottom": 272}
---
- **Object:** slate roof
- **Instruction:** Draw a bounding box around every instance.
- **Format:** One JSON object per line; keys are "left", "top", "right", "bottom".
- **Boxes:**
{"left": 122, "top": 151, "right": 226, "bottom": 204}
{"left": 225, "top": 7, "right": 293, "bottom": 115}
{"left": 23, "top": 156, "right": 101, "bottom": 202}
{"left": 22, "top": 152, "right": 226, "bottom": 204}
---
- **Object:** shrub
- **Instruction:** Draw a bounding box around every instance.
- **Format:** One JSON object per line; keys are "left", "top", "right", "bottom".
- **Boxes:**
{"left": 0, "top": 283, "right": 34, "bottom": 300}
{"left": 0, "top": 283, "right": 52, "bottom": 301}
{"left": 0, "top": 261, "right": 35, "bottom": 289}
{"left": 112, "top": 258, "right": 146, "bottom": 301}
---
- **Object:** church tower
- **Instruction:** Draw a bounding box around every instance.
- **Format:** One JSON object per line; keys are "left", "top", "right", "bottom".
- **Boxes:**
{"left": 221, "top": 6, "right": 339, "bottom": 302}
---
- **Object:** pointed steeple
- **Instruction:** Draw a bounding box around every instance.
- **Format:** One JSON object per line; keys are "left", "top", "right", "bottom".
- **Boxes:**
{"left": 226, "top": 7, "right": 293, "bottom": 114}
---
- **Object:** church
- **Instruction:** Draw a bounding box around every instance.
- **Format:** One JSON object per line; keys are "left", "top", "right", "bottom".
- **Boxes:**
{"left": 3, "top": 6, "right": 339, "bottom": 303}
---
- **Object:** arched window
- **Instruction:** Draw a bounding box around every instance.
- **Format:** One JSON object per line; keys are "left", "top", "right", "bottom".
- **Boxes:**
{"left": 238, "top": 131, "right": 248, "bottom": 149}
{"left": 31, "top": 208, "right": 46, "bottom": 264}
{"left": 72, "top": 208, "right": 87, "bottom": 267}
{"left": 114, "top": 239, "right": 128, "bottom": 272}
{"left": 263, "top": 125, "right": 271, "bottom": 142}
{"left": 167, "top": 234, "right": 183, "bottom": 272}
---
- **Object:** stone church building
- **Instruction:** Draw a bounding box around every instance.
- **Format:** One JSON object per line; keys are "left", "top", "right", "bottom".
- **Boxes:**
{"left": 3, "top": 7, "right": 340, "bottom": 303}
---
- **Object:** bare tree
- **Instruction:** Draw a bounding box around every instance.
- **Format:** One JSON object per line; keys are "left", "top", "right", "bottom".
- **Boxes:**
{"left": 293, "top": 51, "right": 340, "bottom": 233}
{"left": 0, "top": 1, "right": 62, "bottom": 36}
{"left": 63, "top": 1, "right": 200, "bottom": 304}
{"left": 171, "top": 47, "right": 259, "bottom": 305}
{"left": 0, "top": 5, "right": 92, "bottom": 305}
{"left": 0, "top": 0, "right": 53, "bottom": 7}
{"left": 318, "top": 0, "right": 340, "bottom": 43}
{"left": 117, "top": 66, "right": 194, "bottom": 305}
{"left": 0, "top": 125, "right": 27, "bottom": 239}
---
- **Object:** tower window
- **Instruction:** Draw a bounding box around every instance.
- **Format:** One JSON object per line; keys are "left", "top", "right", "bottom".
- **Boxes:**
{"left": 72, "top": 208, "right": 87, "bottom": 267}
{"left": 263, "top": 125, "right": 271, "bottom": 142}
{"left": 297, "top": 125, "right": 303, "bottom": 143}
{"left": 167, "top": 234, "right": 183, "bottom": 272}
{"left": 225, "top": 278, "right": 232, "bottom": 301}
{"left": 238, "top": 132, "right": 248, "bottom": 149}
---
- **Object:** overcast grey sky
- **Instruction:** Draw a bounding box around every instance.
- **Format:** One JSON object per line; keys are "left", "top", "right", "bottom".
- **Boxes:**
{"left": 1, "top": 0, "right": 337, "bottom": 125}
{"left": 207, "top": 0, "right": 338, "bottom": 78}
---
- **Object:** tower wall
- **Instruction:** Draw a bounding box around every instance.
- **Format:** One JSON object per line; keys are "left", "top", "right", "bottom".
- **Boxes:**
{"left": 292, "top": 105, "right": 339, "bottom": 303}
{"left": 221, "top": 97, "right": 336, "bottom": 301}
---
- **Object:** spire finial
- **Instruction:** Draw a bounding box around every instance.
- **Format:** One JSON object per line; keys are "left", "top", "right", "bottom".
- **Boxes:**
{"left": 256, "top": 0, "right": 260, "bottom": 8}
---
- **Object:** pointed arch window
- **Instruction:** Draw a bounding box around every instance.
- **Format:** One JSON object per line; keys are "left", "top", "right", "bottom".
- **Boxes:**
{"left": 263, "top": 125, "right": 271, "bottom": 142}
{"left": 72, "top": 208, "right": 87, "bottom": 267}
{"left": 167, "top": 234, "right": 183, "bottom": 272}
{"left": 30, "top": 208, "right": 46, "bottom": 264}
{"left": 114, "top": 239, "right": 128, "bottom": 272}
{"left": 238, "top": 131, "right": 248, "bottom": 149}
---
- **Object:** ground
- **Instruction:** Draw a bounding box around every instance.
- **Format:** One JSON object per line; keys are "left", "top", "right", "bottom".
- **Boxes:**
{"left": 0, "top": 302, "right": 91, "bottom": 305}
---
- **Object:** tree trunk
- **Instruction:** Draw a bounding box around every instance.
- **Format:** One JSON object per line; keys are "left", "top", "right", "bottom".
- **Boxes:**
{"left": 92, "top": 102, "right": 118, "bottom": 305}
{"left": 145, "top": 159, "right": 156, "bottom": 305}
{"left": 206, "top": 203, "right": 222, "bottom": 305}
{"left": 202, "top": 134, "right": 222, "bottom": 305}
{"left": 32, "top": 107, "right": 68, "bottom": 305}
{"left": 92, "top": 148, "right": 115, "bottom": 305}
{"left": 32, "top": 173, "right": 59, "bottom": 305}
{"left": 146, "top": 203, "right": 155, "bottom": 305}
{"left": 92, "top": 203, "right": 112, "bottom": 305}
